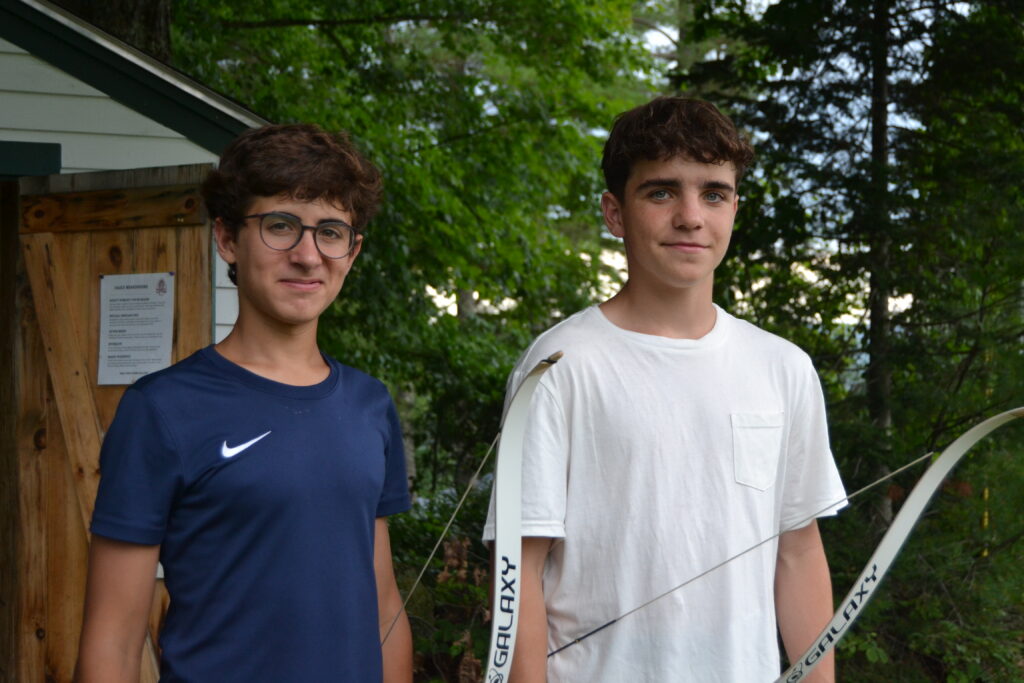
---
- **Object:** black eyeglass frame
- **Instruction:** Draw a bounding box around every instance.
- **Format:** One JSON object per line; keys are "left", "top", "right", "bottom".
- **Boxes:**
{"left": 242, "top": 211, "right": 361, "bottom": 259}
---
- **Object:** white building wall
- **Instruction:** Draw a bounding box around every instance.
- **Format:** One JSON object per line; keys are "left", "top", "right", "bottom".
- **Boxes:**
{"left": 1, "top": 37, "right": 238, "bottom": 338}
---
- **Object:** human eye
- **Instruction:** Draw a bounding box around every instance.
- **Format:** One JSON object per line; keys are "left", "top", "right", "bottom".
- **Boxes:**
{"left": 704, "top": 191, "right": 726, "bottom": 203}
{"left": 316, "top": 223, "right": 349, "bottom": 242}
{"left": 648, "top": 188, "right": 672, "bottom": 201}
{"left": 263, "top": 214, "right": 299, "bottom": 235}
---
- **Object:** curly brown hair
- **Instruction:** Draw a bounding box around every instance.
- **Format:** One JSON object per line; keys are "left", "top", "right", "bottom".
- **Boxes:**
{"left": 201, "top": 123, "right": 382, "bottom": 234}
{"left": 601, "top": 97, "right": 754, "bottom": 200}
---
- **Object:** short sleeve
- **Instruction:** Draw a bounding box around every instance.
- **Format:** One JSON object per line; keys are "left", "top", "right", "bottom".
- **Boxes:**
{"left": 483, "top": 376, "right": 568, "bottom": 541}
{"left": 91, "top": 388, "right": 184, "bottom": 545}
{"left": 375, "top": 397, "right": 411, "bottom": 518}
{"left": 779, "top": 355, "right": 847, "bottom": 530}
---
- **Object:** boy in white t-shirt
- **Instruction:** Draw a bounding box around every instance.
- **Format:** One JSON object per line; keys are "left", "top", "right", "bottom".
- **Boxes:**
{"left": 484, "top": 97, "right": 845, "bottom": 682}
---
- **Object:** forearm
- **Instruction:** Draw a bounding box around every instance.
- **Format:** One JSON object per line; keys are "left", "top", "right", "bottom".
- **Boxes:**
{"left": 509, "top": 572, "right": 548, "bottom": 681}
{"left": 374, "top": 519, "right": 412, "bottom": 682}
{"left": 775, "top": 521, "right": 835, "bottom": 683}
{"left": 509, "top": 537, "right": 552, "bottom": 682}
{"left": 379, "top": 605, "right": 413, "bottom": 683}
{"left": 75, "top": 537, "right": 159, "bottom": 683}
{"left": 75, "top": 634, "right": 145, "bottom": 683}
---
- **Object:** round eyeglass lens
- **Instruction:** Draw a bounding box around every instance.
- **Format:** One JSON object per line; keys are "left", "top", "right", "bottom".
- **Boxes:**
{"left": 312, "top": 223, "right": 356, "bottom": 258}
{"left": 258, "top": 214, "right": 356, "bottom": 259}
{"left": 259, "top": 214, "right": 301, "bottom": 250}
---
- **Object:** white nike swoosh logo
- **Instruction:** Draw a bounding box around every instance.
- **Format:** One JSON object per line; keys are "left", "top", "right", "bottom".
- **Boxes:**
{"left": 221, "top": 431, "right": 272, "bottom": 458}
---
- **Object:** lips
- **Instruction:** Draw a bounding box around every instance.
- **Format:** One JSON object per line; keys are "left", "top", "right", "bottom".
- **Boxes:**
{"left": 280, "top": 278, "right": 323, "bottom": 291}
{"left": 664, "top": 241, "right": 707, "bottom": 253}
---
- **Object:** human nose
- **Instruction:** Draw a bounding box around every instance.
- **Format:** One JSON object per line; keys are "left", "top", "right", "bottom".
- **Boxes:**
{"left": 289, "top": 227, "right": 323, "bottom": 265}
{"left": 673, "top": 194, "right": 704, "bottom": 230}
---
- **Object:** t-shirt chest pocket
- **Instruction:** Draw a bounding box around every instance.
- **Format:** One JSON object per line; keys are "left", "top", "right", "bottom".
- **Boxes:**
{"left": 731, "top": 412, "right": 785, "bottom": 491}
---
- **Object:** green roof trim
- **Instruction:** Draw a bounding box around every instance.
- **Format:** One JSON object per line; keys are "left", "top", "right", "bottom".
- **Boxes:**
{"left": 0, "top": 0, "right": 271, "bottom": 156}
{"left": 0, "top": 141, "right": 61, "bottom": 179}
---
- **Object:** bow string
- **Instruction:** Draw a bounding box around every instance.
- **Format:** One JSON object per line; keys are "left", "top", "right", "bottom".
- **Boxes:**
{"left": 777, "top": 406, "right": 1023, "bottom": 682}
{"left": 541, "top": 407, "right": 1022, "bottom": 679}
{"left": 387, "top": 351, "right": 1020, "bottom": 683}
{"left": 380, "top": 352, "right": 563, "bottom": 683}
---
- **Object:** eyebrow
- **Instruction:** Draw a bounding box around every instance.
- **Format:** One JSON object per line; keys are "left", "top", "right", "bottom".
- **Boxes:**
{"left": 633, "top": 178, "right": 736, "bottom": 194}
{"left": 270, "top": 211, "right": 351, "bottom": 226}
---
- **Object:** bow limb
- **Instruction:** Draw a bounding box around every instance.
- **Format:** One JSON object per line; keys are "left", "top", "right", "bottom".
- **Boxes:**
{"left": 777, "top": 406, "right": 1024, "bottom": 683}
{"left": 485, "top": 352, "right": 563, "bottom": 682}
{"left": 544, "top": 407, "right": 1024, "bottom": 666}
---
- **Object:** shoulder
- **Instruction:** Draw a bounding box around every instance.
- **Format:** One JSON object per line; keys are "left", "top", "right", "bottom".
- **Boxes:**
{"left": 322, "top": 355, "right": 397, "bottom": 415}
{"left": 128, "top": 347, "right": 212, "bottom": 399}
{"left": 513, "top": 307, "right": 608, "bottom": 370}
{"left": 720, "top": 308, "right": 814, "bottom": 367}
{"left": 325, "top": 355, "right": 389, "bottom": 392}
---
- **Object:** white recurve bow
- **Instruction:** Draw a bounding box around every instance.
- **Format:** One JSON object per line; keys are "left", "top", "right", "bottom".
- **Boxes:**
{"left": 485, "top": 352, "right": 563, "bottom": 682}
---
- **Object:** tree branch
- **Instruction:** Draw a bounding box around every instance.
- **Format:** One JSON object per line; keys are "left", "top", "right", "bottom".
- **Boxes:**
{"left": 633, "top": 17, "right": 679, "bottom": 48}
{"left": 220, "top": 14, "right": 469, "bottom": 30}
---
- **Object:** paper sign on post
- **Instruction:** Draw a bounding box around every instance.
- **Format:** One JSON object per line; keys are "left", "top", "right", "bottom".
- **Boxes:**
{"left": 98, "top": 272, "right": 175, "bottom": 385}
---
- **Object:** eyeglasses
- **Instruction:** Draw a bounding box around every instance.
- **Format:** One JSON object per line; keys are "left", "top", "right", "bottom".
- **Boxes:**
{"left": 243, "top": 212, "right": 360, "bottom": 259}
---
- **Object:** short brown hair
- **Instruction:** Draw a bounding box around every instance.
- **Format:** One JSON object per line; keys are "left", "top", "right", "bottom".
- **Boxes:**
{"left": 601, "top": 97, "right": 754, "bottom": 200}
{"left": 201, "top": 123, "right": 382, "bottom": 234}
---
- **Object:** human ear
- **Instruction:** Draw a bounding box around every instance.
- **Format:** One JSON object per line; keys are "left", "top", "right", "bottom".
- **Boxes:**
{"left": 347, "top": 234, "right": 364, "bottom": 262}
{"left": 213, "top": 218, "right": 237, "bottom": 266}
{"left": 601, "top": 192, "right": 626, "bottom": 238}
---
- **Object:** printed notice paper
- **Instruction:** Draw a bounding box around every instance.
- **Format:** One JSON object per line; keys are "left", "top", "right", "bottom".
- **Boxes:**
{"left": 98, "top": 272, "right": 175, "bottom": 385}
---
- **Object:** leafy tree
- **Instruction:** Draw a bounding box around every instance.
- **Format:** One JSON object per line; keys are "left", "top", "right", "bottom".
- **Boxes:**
{"left": 677, "top": 0, "right": 1024, "bottom": 677}
{"left": 172, "top": 0, "right": 648, "bottom": 489}
{"left": 169, "top": 2, "right": 655, "bottom": 677}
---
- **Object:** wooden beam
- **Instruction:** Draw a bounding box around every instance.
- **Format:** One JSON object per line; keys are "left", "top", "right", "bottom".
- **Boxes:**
{"left": 20, "top": 233, "right": 102, "bottom": 533}
{"left": 20, "top": 186, "right": 204, "bottom": 234}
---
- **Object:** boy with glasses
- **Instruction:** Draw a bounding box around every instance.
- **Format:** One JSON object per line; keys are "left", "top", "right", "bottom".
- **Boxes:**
{"left": 485, "top": 98, "right": 845, "bottom": 682}
{"left": 77, "top": 124, "right": 413, "bottom": 682}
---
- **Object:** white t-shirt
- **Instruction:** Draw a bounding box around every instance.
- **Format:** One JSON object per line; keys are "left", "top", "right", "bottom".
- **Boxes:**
{"left": 484, "top": 305, "right": 846, "bottom": 682}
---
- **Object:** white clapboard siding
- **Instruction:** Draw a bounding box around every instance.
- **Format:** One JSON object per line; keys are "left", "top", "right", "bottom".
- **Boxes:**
{"left": 0, "top": 49, "right": 106, "bottom": 96}
{"left": 4, "top": 90, "right": 196, "bottom": 138}
{"left": 0, "top": 39, "right": 220, "bottom": 173}
{"left": 0, "top": 36, "right": 239, "bottom": 336}
{"left": 213, "top": 255, "right": 237, "bottom": 343}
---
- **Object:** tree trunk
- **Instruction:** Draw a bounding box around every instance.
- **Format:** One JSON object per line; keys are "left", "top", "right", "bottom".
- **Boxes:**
{"left": 669, "top": 0, "right": 699, "bottom": 93}
{"left": 866, "top": 0, "right": 894, "bottom": 522}
{"left": 51, "top": 0, "right": 173, "bottom": 62}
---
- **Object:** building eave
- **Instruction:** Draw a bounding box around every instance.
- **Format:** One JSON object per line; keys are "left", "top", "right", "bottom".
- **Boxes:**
{"left": 0, "top": 0, "right": 271, "bottom": 155}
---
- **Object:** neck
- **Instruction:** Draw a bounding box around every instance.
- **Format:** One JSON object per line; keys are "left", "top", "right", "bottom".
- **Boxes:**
{"left": 599, "top": 279, "right": 717, "bottom": 340}
{"left": 215, "top": 315, "right": 328, "bottom": 386}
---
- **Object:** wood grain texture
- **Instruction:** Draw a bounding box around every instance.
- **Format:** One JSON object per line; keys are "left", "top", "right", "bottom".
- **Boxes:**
{"left": 88, "top": 228, "right": 132, "bottom": 428}
{"left": 14, "top": 251, "right": 48, "bottom": 683}
{"left": 0, "top": 181, "right": 20, "bottom": 681}
{"left": 21, "top": 233, "right": 103, "bottom": 534}
{"left": 12, "top": 170, "right": 214, "bottom": 682}
{"left": 20, "top": 185, "right": 203, "bottom": 234}
{"left": 175, "top": 224, "right": 211, "bottom": 359}
{"left": 18, "top": 164, "right": 212, "bottom": 195}
{"left": 43, "top": 410, "right": 89, "bottom": 681}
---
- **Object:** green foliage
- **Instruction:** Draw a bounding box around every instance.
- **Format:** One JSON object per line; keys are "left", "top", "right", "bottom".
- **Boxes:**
{"left": 388, "top": 485, "right": 494, "bottom": 679}
{"left": 164, "top": 1, "right": 1024, "bottom": 679}
{"left": 170, "top": 2, "right": 650, "bottom": 678}
{"left": 682, "top": 0, "right": 1024, "bottom": 678}
{"left": 172, "top": 1, "right": 649, "bottom": 497}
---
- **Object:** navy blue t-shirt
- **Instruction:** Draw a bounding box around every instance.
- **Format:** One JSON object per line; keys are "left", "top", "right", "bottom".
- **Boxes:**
{"left": 91, "top": 346, "right": 411, "bottom": 682}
